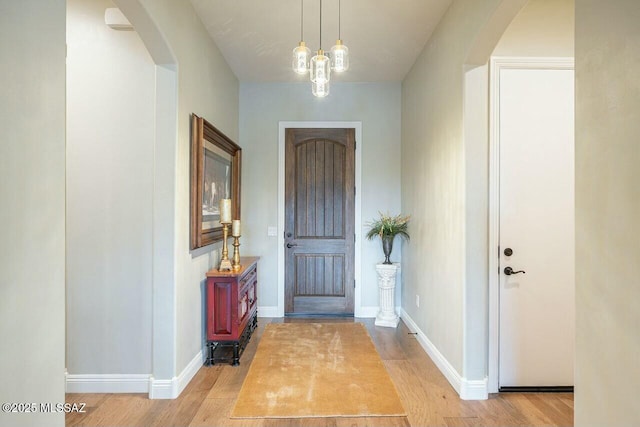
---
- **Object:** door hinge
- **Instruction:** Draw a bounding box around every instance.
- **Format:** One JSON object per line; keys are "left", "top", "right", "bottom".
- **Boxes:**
{"left": 354, "top": 233, "right": 356, "bottom": 242}
{"left": 354, "top": 279, "right": 356, "bottom": 288}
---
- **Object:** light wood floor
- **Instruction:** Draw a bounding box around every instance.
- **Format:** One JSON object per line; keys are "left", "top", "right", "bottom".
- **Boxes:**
{"left": 66, "top": 317, "right": 573, "bottom": 426}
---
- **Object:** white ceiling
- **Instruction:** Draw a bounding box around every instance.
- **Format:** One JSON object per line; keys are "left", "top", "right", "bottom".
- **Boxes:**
{"left": 190, "top": 0, "right": 453, "bottom": 83}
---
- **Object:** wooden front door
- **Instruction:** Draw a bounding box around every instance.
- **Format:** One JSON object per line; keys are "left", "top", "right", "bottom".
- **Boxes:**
{"left": 285, "top": 128, "right": 355, "bottom": 315}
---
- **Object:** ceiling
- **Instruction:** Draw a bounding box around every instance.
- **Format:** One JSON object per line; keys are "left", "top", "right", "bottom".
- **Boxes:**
{"left": 190, "top": 0, "right": 453, "bottom": 83}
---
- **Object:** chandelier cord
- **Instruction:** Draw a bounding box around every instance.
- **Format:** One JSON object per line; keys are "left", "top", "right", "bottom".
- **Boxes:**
{"left": 319, "top": 0, "right": 323, "bottom": 50}
{"left": 300, "top": 0, "right": 304, "bottom": 42}
{"left": 338, "top": 0, "right": 341, "bottom": 40}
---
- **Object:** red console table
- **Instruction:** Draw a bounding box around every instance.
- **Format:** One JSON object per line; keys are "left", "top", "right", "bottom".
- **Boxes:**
{"left": 205, "top": 256, "right": 259, "bottom": 365}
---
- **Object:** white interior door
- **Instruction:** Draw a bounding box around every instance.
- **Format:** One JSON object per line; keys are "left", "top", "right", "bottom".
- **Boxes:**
{"left": 498, "top": 66, "right": 575, "bottom": 388}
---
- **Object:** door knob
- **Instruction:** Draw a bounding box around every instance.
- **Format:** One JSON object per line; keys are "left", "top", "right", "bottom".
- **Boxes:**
{"left": 286, "top": 243, "right": 298, "bottom": 249}
{"left": 504, "top": 266, "right": 525, "bottom": 275}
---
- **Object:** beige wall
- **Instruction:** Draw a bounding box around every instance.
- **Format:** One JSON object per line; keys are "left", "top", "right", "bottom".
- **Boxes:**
{"left": 401, "top": 0, "right": 504, "bottom": 377}
{"left": 493, "top": 0, "right": 574, "bottom": 57}
{"left": 402, "top": 0, "right": 575, "bottom": 391}
{"left": 137, "top": 0, "right": 240, "bottom": 376}
{"left": 575, "top": 0, "right": 640, "bottom": 425}
{"left": 66, "top": 0, "right": 238, "bottom": 387}
{"left": 463, "top": 62, "right": 490, "bottom": 381}
{"left": 239, "top": 82, "right": 402, "bottom": 312}
{"left": 66, "top": 0, "right": 155, "bottom": 376}
{"left": 0, "top": 1, "right": 66, "bottom": 425}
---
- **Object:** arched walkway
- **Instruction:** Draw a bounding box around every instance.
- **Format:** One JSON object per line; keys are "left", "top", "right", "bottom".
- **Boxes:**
{"left": 111, "top": 0, "right": 179, "bottom": 398}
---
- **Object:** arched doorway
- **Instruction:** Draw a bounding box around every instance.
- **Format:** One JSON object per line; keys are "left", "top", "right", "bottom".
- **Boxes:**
{"left": 66, "top": 0, "right": 178, "bottom": 398}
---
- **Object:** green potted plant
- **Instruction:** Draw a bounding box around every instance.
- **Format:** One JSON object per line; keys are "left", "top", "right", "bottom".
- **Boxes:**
{"left": 366, "top": 213, "right": 410, "bottom": 264}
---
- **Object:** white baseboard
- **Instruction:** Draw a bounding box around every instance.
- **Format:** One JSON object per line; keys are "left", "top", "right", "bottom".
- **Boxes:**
{"left": 65, "top": 373, "right": 150, "bottom": 393}
{"left": 257, "top": 305, "right": 280, "bottom": 318}
{"left": 400, "top": 309, "right": 488, "bottom": 400}
{"left": 149, "top": 349, "right": 204, "bottom": 399}
{"left": 148, "top": 377, "right": 175, "bottom": 399}
{"left": 460, "top": 378, "right": 489, "bottom": 400}
{"left": 67, "top": 350, "right": 205, "bottom": 399}
{"left": 176, "top": 349, "right": 205, "bottom": 397}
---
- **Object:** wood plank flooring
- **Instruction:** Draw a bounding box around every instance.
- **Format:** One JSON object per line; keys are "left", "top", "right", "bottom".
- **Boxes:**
{"left": 66, "top": 317, "right": 573, "bottom": 426}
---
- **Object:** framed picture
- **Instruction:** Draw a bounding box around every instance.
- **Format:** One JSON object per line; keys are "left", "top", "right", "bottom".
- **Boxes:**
{"left": 190, "top": 114, "right": 241, "bottom": 249}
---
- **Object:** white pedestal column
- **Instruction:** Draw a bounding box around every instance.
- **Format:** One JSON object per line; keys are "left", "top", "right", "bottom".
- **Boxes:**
{"left": 375, "top": 263, "right": 400, "bottom": 328}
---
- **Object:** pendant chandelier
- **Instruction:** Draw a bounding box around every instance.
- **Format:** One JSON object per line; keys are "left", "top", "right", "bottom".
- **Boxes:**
{"left": 291, "top": 0, "right": 349, "bottom": 98}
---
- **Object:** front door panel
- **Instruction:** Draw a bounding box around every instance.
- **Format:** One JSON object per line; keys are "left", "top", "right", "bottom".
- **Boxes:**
{"left": 285, "top": 128, "right": 355, "bottom": 315}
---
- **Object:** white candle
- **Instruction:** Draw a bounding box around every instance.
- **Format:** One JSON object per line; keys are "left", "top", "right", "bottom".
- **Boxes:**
{"left": 219, "top": 199, "right": 232, "bottom": 223}
{"left": 232, "top": 220, "right": 241, "bottom": 237}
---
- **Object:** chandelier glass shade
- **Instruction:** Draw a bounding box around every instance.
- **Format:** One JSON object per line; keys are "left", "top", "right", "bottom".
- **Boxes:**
{"left": 311, "top": 80, "right": 330, "bottom": 98}
{"left": 310, "top": 49, "right": 330, "bottom": 84}
{"left": 292, "top": 41, "right": 311, "bottom": 74}
{"left": 330, "top": 39, "right": 349, "bottom": 72}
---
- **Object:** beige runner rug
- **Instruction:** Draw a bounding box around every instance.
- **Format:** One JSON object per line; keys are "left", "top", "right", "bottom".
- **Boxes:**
{"left": 231, "top": 322, "right": 406, "bottom": 419}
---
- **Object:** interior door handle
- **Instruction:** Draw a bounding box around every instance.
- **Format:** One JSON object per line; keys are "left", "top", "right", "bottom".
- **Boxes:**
{"left": 286, "top": 243, "right": 298, "bottom": 249}
{"left": 504, "top": 267, "right": 525, "bottom": 275}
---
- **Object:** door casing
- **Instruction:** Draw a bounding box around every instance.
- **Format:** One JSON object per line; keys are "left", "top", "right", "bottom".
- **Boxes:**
{"left": 488, "top": 57, "right": 575, "bottom": 392}
{"left": 277, "top": 121, "right": 363, "bottom": 317}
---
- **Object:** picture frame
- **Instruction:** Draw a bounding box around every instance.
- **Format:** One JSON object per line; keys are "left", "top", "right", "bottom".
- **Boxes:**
{"left": 190, "top": 114, "right": 241, "bottom": 250}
